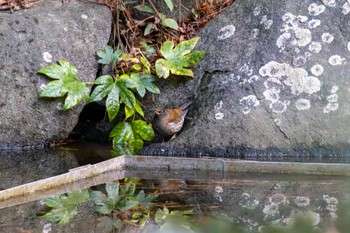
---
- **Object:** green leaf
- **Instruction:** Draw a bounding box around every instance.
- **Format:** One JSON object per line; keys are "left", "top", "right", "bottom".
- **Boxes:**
{"left": 97, "top": 46, "right": 122, "bottom": 65}
{"left": 144, "top": 23, "right": 153, "bottom": 36}
{"left": 155, "top": 37, "right": 206, "bottom": 78}
{"left": 40, "top": 80, "right": 67, "bottom": 97}
{"left": 161, "top": 18, "right": 179, "bottom": 30}
{"left": 125, "top": 105, "right": 135, "bottom": 120}
{"left": 134, "top": 101, "right": 144, "bottom": 117}
{"left": 38, "top": 60, "right": 89, "bottom": 110}
{"left": 106, "top": 84, "right": 120, "bottom": 121}
{"left": 96, "top": 216, "right": 123, "bottom": 232}
{"left": 141, "top": 57, "right": 151, "bottom": 75}
{"left": 134, "top": 4, "right": 154, "bottom": 14}
{"left": 136, "top": 190, "right": 158, "bottom": 203}
{"left": 105, "top": 183, "right": 120, "bottom": 198}
{"left": 117, "top": 79, "right": 137, "bottom": 108}
{"left": 140, "top": 41, "right": 156, "bottom": 57}
{"left": 110, "top": 120, "right": 154, "bottom": 155}
{"left": 129, "top": 73, "right": 160, "bottom": 97}
{"left": 89, "top": 75, "right": 114, "bottom": 102}
{"left": 164, "top": 0, "right": 173, "bottom": 11}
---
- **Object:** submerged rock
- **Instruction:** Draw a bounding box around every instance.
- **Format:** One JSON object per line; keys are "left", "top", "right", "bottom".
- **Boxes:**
{"left": 0, "top": 0, "right": 111, "bottom": 149}
{"left": 142, "top": 0, "right": 350, "bottom": 157}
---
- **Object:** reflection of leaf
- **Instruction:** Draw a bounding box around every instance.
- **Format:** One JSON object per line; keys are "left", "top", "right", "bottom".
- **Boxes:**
{"left": 96, "top": 216, "right": 123, "bottom": 232}
{"left": 136, "top": 190, "right": 158, "bottom": 204}
{"left": 96, "top": 45, "right": 122, "bottom": 65}
{"left": 155, "top": 37, "right": 206, "bottom": 78}
{"left": 38, "top": 60, "right": 90, "bottom": 110}
{"left": 110, "top": 120, "right": 154, "bottom": 156}
{"left": 41, "top": 189, "right": 90, "bottom": 224}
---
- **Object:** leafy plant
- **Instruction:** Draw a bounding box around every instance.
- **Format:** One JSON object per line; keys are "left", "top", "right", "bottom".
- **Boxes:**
{"left": 155, "top": 207, "right": 195, "bottom": 233}
{"left": 155, "top": 37, "right": 206, "bottom": 79}
{"left": 39, "top": 189, "right": 90, "bottom": 224}
{"left": 38, "top": 60, "right": 90, "bottom": 111}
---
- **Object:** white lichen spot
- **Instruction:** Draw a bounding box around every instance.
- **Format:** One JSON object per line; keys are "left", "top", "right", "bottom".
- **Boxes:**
{"left": 63, "top": 27, "right": 68, "bottom": 32}
{"left": 308, "top": 3, "right": 326, "bottom": 16}
{"left": 329, "top": 55, "right": 346, "bottom": 65}
{"left": 43, "top": 223, "right": 52, "bottom": 233}
{"left": 284, "top": 69, "right": 321, "bottom": 95}
{"left": 252, "top": 28, "right": 260, "bottom": 38}
{"left": 269, "top": 194, "right": 289, "bottom": 205}
{"left": 260, "top": 15, "right": 273, "bottom": 29}
{"left": 215, "top": 112, "right": 224, "bottom": 120}
{"left": 308, "top": 41, "right": 322, "bottom": 53}
{"left": 310, "top": 64, "right": 324, "bottom": 76}
{"left": 263, "top": 203, "right": 280, "bottom": 217}
{"left": 253, "top": 5, "right": 262, "bottom": 16}
{"left": 39, "top": 83, "right": 47, "bottom": 91}
{"left": 56, "top": 102, "right": 64, "bottom": 111}
{"left": 215, "top": 186, "right": 223, "bottom": 193}
{"left": 331, "top": 86, "right": 339, "bottom": 93}
{"left": 293, "top": 28, "right": 312, "bottom": 47}
{"left": 304, "top": 211, "right": 320, "bottom": 226}
{"left": 248, "top": 75, "right": 260, "bottom": 83}
{"left": 343, "top": 1, "right": 350, "bottom": 14}
{"left": 321, "top": 0, "right": 336, "bottom": 7}
{"left": 295, "top": 196, "right": 310, "bottom": 207}
{"left": 348, "top": 42, "right": 350, "bottom": 52}
{"left": 293, "top": 56, "right": 307, "bottom": 67}
{"left": 308, "top": 19, "right": 321, "bottom": 28}
{"left": 214, "top": 101, "right": 223, "bottom": 110}
{"left": 217, "top": 25, "right": 236, "bottom": 40}
{"left": 327, "top": 94, "right": 338, "bottom": 103}
{"left": 42, "top": 52, "right": 52, "bottom": 63}
{"left": 321, "top": 32, "right": 334, "bottom": 43}
{"left": 81, "top": 14, "right": 88, "bottom": 19}
{"left": 270, "top": 101, "right": 289, "bottom": 113}
{"left": 240, "top": 95, "right": 260, "bottom": 114}
{"left": 274, "top": 118, "right": 281, "bottom": 126}
{"left": 276, "top": 32, "right": 292, "bottom": 50}
{"left": 323, "top": 102, "right": 339, "bottom": 113}
{"left": 295, "top": 99, "right": 311, "bottom": 110}
{"left": 263, "top": 88, "right": 280, "bottom": 102}
{"left": 259, "top": 61, "right": 288, "bottom": 78}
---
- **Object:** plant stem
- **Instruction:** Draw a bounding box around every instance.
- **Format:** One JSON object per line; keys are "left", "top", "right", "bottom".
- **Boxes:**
{"left": 147, "top": 0, "right": 161, "bottom": 18}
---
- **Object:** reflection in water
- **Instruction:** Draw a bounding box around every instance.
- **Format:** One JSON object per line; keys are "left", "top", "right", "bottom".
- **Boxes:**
{"left": 1, "top": 176, "right": 349, "bottom": 233}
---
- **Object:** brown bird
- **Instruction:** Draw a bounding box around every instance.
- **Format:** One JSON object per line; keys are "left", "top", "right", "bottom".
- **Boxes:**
{"left": 152, "top": 101, "right": 192, "bottom": 139}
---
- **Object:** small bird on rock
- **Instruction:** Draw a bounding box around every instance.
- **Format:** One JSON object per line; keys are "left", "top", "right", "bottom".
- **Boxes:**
{"left": 152, "top": 101, "right": 192, "bottom": 140}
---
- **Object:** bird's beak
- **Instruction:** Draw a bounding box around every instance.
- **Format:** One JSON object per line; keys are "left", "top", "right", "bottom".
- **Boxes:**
{"left": 154, "top": 109, "right": 161, "bottom": 115}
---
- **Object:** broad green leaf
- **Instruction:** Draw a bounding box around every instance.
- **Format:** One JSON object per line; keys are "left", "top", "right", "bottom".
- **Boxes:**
{"left": 131, "top": 120, "right": 154, "bottom": 141}
{"left": 91, "top": 191, "right": 107, "bottom": 206}
{"left": 134, "top": 101, "right": 144, "bottom": 117}
{"left": 125, "top": 105, "right": 135, "bottom": 119}
{"left": 37, "top": 60, "right": 77, "bottom": 81}
{"left": 39, "top": 80, "right": 67, "bottom": 97}
{"left": 96, "top": 216, "right": 123, "bottom": 232}
{"left": 161, "top": 18, "right": 179, "bottom": 30}
{"left": 118, "top": 200, "right": 138, "bottom": 211}
{"left": 110, "top": 121, "right": 154, "bottom": 155}
{"left": 38, "top": 60, "right": 89, "bottom": 110}
{"left": 140, "top": 42, "right": 156, "bottom": 57}
{"left": 120, "top": 182, "right": 136, "bottom": 196}
{"left": 117, "top": 79, "right": 136, "bottom": 108}
{"left": 134, "top": 4, "right": 154, "bottom": 14}
{"left": 64, "top": 82, "right": 90, "bottom": 111}
{"left": 89, "top": 75, "right": 114, "bottom": 102}
{"left": 129, "top": 73, "right": 160, "bottom": 97}
{"left": 155, "top": 38, "right": 206, "bottom": 78}
{"left": 97, "top": 46, "right": 122, "bottom": 65}
{"left": 144, "top": 23, "right": 153, "bottom": 36}
{"left": 164, "top": 0, "right": 173, "bottom": 11}
{"left": 106, "top": 84, "right": 120, "bottom": 121}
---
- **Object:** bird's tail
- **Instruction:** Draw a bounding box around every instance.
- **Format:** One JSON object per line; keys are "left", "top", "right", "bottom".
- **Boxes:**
{"left": 180, "top": 101, "right": 193, "bottom": 110}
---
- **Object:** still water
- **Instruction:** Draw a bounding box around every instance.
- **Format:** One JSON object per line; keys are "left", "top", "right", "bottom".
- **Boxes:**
{"left": 1, "top": 142, "right": 350, "bottom": 233}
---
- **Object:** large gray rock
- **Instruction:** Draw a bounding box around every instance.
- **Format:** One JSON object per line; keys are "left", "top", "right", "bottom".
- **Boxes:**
{"left": 0, "top": 0, "right": 111, "bottom": 149}
{"left": 142, "top": 0, "right": 350, "bottom": 157}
